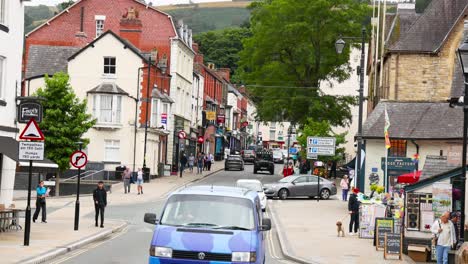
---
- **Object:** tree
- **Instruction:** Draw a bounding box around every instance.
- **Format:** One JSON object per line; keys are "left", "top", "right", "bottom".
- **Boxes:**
{"left": 239, "top": 0, "right": 369, "bottom": 126}
{"left": 296, "top": 119, "right": 347, "bottom": 162}
{"left": 57, "top": 0, "right": 75, "bottom": 12}
{"left": 193, "top": 27, "right": 251, "bottom": 81}
{"left": 35, "top": 73, "right": 96, "bottom": 195}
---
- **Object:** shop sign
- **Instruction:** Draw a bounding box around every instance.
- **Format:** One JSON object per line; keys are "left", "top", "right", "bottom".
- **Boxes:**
{"left": 241, "top": 121, "right": 248, "bottom": 127}
{"left": 18, "top": 101, "right": 43, "bottom": 123}
{"left": 206, "top": 111, "right": 216, "bottom": 121}
{"left": 217, "top": 115, "right": 225, "bottom": 124}
{"left": 381, "top": 157, "right": 414, "bottom": 171}
{"left": 161, "top": 113, "right": 167, "bottom": 124}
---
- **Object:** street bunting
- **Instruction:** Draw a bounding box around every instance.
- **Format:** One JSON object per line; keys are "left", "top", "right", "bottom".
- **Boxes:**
{"left": 19, "top": 142, "right": 44, "bottom": 161}
{"left": 19, "top": 118, "right": 45, "bottom": 141}
{"left": 307, "top": 136, "right": 336, "bottom": 156}
{"left": 70, "top": 150, "right": 88, "bottom": 169}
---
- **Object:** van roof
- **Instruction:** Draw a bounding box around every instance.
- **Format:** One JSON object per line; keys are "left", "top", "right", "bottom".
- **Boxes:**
{"left": 173, "top": 185, "right": 258, "bottom": 201}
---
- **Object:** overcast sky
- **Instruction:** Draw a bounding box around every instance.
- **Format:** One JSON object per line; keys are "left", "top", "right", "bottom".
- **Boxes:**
{"left": 26, "top": 0, "right": 232, "bottom": 6}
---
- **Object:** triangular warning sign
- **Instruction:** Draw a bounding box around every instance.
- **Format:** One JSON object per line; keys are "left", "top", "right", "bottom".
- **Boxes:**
{"left": 19, "top": 118, "right": 45, "bottom": 140}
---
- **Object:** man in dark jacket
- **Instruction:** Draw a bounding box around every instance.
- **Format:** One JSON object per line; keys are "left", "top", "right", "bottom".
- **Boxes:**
{"left": 348, "top": 187, "right": 360, "bottom": 235}
{"left": 180, "top": 152, "right": 188, "bottom": 178}
{"left": 93, "top": 181, "right": 107, "bottom": 228}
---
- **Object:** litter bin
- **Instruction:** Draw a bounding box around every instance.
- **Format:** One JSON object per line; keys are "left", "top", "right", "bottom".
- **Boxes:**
{"left": 115, "top": 165, "right": 126, "bottom": 180}
{"left": 158, "top": 163, "right": 164, "bottom": 178}
{"left": 143, "top": 167, "right": 150, "bottom": 183}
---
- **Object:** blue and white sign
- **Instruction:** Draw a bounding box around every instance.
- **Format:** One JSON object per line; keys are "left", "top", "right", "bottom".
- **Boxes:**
{"left": 307, "top": 137, "right": 336, "bottom": 156}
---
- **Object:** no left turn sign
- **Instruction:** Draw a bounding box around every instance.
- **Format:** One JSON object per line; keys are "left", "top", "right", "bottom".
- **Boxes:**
{"left": 70, "top": 151, "right": 88, "bottom": 169}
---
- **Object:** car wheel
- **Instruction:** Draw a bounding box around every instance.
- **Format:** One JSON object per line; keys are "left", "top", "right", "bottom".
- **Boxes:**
{"left": 320, "top": 189, "right": 331, "bottom": 200}
{"left": 278, "top": 188, "right": 289, "bottom": 200}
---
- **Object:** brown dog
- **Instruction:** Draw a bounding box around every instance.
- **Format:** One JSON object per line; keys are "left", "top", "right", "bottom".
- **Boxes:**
{"left": 336, "top": 221, "right": 345, "bottom": 237}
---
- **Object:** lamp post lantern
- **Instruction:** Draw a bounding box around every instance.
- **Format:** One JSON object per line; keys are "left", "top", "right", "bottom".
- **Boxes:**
{"left": 457, "top": 37, "right": 468, "bottom": 243}
{"left": 335, "top": 27, "right": 366, "bottom": 192}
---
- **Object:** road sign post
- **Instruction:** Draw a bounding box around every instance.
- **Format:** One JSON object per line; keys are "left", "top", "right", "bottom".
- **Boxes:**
{"left": 70, "top": 144, "right": 87, "bottom": 231}
{"left": 307, "top": 137, "right": 336, "bottom": 203}
{"left": 19, "top": 118, "right": 45, "bottom": 246}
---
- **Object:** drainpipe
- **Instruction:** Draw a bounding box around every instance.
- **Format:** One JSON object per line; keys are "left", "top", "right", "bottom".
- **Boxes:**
{"left": 410, "top": 140, "right": 419, "bottom": 171}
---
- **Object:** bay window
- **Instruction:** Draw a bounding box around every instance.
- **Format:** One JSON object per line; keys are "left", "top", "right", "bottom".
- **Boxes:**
{"left": 93, "top": 94, "right": 122, "bottom": 125}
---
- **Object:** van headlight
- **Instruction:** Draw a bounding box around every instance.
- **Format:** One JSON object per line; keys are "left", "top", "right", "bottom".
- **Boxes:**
{"left": 150, "top": 246, "right": 172, "bottom": 258}
{"left": 232, "top": 252, "right": 256, "bottom": 262}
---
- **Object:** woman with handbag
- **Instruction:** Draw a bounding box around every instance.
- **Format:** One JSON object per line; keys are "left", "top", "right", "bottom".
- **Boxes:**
{"left": 33, "top": 181, "right": 48, "bottom": 223}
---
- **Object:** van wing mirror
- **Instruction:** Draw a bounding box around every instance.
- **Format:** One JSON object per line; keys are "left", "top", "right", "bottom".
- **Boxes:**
{"left": 260, "top": 218, "right": 272, "bottom": 231}
{"left": 144, "top": 213, "right": 158, "bottom": 225}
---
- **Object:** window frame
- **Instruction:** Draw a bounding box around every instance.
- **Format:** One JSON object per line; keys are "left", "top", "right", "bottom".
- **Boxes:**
{"left": 0, "top": 56, "right": 4, "bottom": 100}
{"left": 388, "top": 139, "right": 407, "bottom": 157}
{"left": 92, "top": 94, "right": 123, "bottom": 125}
{"left": 269, "top": 130, "right": 275, "bottom": 141}
{"left": 104, "top": 139, "right": 120, "bottom": 162}
{"left": 150, "top": 98, "right": 160, "bottom": 127}
{"left": 96, "top": 19, "right": 104, "bottom": 38}
{"left": 103, "top": 57, "right": 116, "bottom": 76}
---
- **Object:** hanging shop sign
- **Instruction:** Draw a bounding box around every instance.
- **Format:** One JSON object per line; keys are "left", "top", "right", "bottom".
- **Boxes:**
{"left": 206, "top": 111, "right": 216, "bottom": 121}
{"left": 18, "top": 101, "right": 43, "bottom": 123}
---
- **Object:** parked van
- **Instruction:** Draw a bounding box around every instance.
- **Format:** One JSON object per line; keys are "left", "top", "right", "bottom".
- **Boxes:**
{"left": 144, "top": 185, "right": 271, "bottom": 264}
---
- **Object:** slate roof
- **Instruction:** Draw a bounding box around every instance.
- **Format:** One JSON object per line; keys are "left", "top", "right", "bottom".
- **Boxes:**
{"left": 451, "top": 53, "right": 465, "bottom": 97}
{"left": 389, "top": 0, "right": 468, "bottom": 53}
{"left": 87, "top": 83, "right": 128, "bottom": 95}
{"left": 25, "top": 45, "right": 80, "bottom": 79}
{"left": 152, "top": 88, "right": 174, "bottom": 103}
{"left": 420, "top": 155, "right": 458, "bottom": 181}
{"left": 362, "top": 101, "right": 463, "bottom": 139}
{"left": 385, "top": 9, "right": 420, "bottom": 46}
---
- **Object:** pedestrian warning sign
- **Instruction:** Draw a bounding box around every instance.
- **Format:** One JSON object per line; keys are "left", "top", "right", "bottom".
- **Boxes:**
{"left": 19, "top": 118, "right": 44, "bottom": 141}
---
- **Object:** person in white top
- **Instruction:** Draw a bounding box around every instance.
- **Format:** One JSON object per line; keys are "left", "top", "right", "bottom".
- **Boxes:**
{"left": 137, "top": 168, "right": 144, "bottom": 195}
{"left": 431, "top": 211, "right": 456, "bottom": 264}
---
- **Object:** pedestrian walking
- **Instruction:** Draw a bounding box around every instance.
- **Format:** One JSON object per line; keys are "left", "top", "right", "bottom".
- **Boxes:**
{"left": 207, "top": 153, "right": 213, "bottom": 171}
{"left": 348, "top": 187, "right": 360, "bottom": 235}
{"left": 123, "top": 167, "right": 131, "bottom": 193}
{"left": 33, "top": 180, "right": 47, "bottom": 223}
{"left": 432, "top": 211, "right": 456, "bottom": 264}
{"left": 197, "top": 153, "right": 204, "bottom": 174}
{"left": 204, "top": 154, "right": 209, "bottom": 170}
{"left": 330, "top": 160, "right": 337, "bottom": 179}
{"left": 299, "top": 159, "right": 310, "bottom": 174}
{"left": 340, "top": 175, "right": 349, "bottom": 201}
{"left": 93, "top": 181, "right": 107, "bottom": 228}
{"left": 188, "top": 153, "right": 195, "bottom": 172}
{"left": 180, "top": 152, "right": 188, "bottom": 178}
{"left": 137, "top": 168, "right": 144, "bottom": 195}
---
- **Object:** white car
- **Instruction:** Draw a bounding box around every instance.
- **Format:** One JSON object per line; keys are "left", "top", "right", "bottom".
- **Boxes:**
{"left": 236, "top": 179, "right": 267, "bottom": 212}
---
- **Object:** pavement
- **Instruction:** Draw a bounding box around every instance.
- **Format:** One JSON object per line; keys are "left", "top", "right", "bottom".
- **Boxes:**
{"left": 268, "top": 178, "right": 417, "bottom": 264}
{"left": 0, "top": 162, "right": 223, "bottom": 264}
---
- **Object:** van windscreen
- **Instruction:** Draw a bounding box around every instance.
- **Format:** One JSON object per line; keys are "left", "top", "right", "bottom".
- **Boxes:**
{"left": 160, "top": 194, "right": 255, "bottom": 230}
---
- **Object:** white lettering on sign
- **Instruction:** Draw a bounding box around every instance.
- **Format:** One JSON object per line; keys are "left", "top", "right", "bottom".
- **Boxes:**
{"left": 19, "top": 142, "right": 45, "bottom": 161}
{"left": 308, "top": 146, "right": 335, "bottom": 156}
{"left": 307, "top": 137, "right": 336, "bottom": 147}
{"left": 22, "top": 108, "right": 40, "bottom": 118}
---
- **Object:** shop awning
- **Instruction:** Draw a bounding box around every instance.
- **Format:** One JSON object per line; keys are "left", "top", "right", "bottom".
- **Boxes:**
{"left": 344, "top": 157, "right": 356, "bottom": 169}
{"left": 19, "top": 159, "right": 58, "bottom": 169}
{"left": 397, "top": 171, "right": 421, "bottom": 184}
{"left": 0, "top": 136, "right": 19, "bottom": 162}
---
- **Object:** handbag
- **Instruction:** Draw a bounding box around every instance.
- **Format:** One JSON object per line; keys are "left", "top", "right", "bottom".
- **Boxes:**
{"left": 432, "top": 220, "right": 441, "bottom": 245}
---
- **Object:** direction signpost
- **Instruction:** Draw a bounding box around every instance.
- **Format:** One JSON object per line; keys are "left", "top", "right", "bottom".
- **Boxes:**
{"left": 307, "top": 137, "right": 336, "bottom": 203}
{"left": 70, "top": 144, "right": 87, "bottom": 231}
{"left": 20, "top": 117, "right": 45, "bottom": 246}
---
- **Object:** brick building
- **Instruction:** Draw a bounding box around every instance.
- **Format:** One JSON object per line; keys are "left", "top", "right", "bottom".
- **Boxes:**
{"left": 22, "top": 0, "right": 192, "bottom": 176}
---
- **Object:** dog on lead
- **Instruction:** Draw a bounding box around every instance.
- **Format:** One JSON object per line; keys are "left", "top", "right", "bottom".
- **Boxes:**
{"left": 336, "top": 221, "right": 345, "bottom": 237}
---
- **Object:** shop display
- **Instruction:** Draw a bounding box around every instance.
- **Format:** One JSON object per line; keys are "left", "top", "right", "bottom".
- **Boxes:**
{"left": 432, "top": 182, "right": 452, "bottom": 218}
{"left": 406, "top": 193, "right": 420, "bottom": 230}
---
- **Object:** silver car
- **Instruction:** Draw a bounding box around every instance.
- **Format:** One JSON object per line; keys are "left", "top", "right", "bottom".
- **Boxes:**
{"left": 263, "top": 175, "right": 337, "bottom": 200}
{"left": 224, "top": 155, "right": 244, "bottom": 171}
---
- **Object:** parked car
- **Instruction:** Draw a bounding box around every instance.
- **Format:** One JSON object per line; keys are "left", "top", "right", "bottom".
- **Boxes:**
{"left": 254, "top": 151, "right": 274, "bottom": 175}
{"left": 241, "top": 149, "right": 256, "bottom": 163}
{"left": 272, "top": 150, "right": 284, "bottom": 164}
{"left": 144, "top": 185, "right": 271, "bottom": 263}
{"left": 263, "top": 175, "right": 337, "bottom": 200}
{"left": 236, "top": 179, "right": 267, "bottom": 212}
{"left": 225, "top": 155, "right": 244, "bottom": 171}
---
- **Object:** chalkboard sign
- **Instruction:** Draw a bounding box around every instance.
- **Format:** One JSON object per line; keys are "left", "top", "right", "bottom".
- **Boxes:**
{"left": 384, "top": 233, "right": 402, "bottom": 259}
{"left": 375, "top": 218, "right": 394, "bottom": 250}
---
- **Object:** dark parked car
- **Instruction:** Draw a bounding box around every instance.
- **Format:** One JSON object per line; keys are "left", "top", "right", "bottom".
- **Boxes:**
{"left": 241, "top": 149, "right": 256, "bottom": 163}
{"left": 254, "top": 151, "right": 274, "bottom": 175}
{"left": 263, "top": 175, "right": 337, "bottom": 200}
{"left": 224, "top": 155, "right": 244, "bottom": 171}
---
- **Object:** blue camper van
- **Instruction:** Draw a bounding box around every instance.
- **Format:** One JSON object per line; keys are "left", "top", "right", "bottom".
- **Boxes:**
{"left": 143, "top": 185, "right": 271, "bottom": 264}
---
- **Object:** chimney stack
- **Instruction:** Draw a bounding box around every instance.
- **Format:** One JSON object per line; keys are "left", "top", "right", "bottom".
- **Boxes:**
{"left": 120, "top": 7, "right": 143, "bottom": 47}
{"left": 216, "top": 68, "right": 230, "bottom": 82}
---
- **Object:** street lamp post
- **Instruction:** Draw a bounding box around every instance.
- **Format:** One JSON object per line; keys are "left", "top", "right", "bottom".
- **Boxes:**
{"left": 143, "top": 56, "right": 152, "bottom": 178}
{"left": 457, "top": 37, "right": 468, "bottom": 242}
{"left": 335, "top": 27, "right": 366, "bottom": 192}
